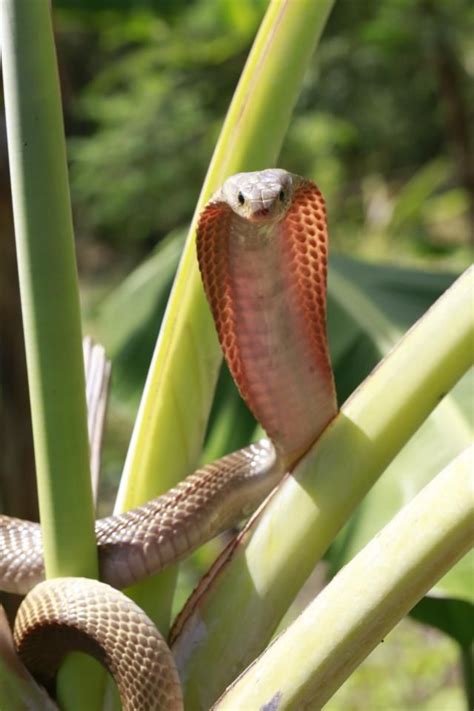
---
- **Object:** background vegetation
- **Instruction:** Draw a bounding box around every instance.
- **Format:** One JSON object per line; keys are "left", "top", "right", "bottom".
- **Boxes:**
{"left": 1, "top": 0, "right": 472, "bottom": 708}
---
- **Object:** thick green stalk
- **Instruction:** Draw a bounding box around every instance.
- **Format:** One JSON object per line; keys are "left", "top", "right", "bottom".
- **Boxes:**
{"left": 175, "top": 267, "right": 474, "bottom": 708}
{"left": 114, "top": 0, "right": 335, "bottom": 632}
{"left": 1, "top": 1, "right": 100, "bottom": 707}
{"left": 215, "top": 446, "right": 474, "bottom": 710}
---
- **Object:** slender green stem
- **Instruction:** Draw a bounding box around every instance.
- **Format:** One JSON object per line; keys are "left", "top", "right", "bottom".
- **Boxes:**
{"left": 460, "top": 642, "right": 474, "bottom": 711}
{"left": 215, "top": 446, "right": 474, "bottom": 710}
{"left": 1, "top": 1, "right": 100, "bottom": 707}
{"left": 175, "top": 267, "right": 474, "bottom": 708}
{"left": 114, "top": 0, "right": 335, "bottom": 633}
{"left": 1, "top": 0, "right": 97, "bottom": 583}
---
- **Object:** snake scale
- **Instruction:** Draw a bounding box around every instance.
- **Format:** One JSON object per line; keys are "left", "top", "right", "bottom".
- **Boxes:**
{"left": 0, "top": 169, "right": 337, "bottom": 709}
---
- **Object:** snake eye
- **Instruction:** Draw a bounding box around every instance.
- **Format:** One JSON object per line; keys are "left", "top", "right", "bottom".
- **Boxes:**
{"left": 279, "top": 190, "right": 285, "bottom": 202}
{"left": 238, "top": 192, "right": 245, "bottom": 206}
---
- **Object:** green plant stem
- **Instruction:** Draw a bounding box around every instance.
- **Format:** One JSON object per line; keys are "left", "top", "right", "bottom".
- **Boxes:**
{"left": 1, "top": 0, "right": 97, "bottom": 582}
{"left": 114, "top": 0, "right": 335, "bottom": 633}
{"left": 460, "top": 641, "right": 474, "bottom": 711}
{"left": 174, "top": 267, "right": 474, "bottom": 708}
{"left": 214, "top": 446, "right": 474, "bottom": 710}
{"left": 1, "top": 1, "right": 100, "bottom": 707}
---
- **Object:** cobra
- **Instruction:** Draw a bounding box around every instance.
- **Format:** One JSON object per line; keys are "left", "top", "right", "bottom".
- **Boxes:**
{"left": 0, "top": 169, "right": 337, "bottom": 709}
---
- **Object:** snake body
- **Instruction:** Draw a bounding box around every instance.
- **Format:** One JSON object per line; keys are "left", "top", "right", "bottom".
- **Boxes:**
{"left": 0, "top": 441, "right": 280, "bottom": 595}
{"left": 0, "top": 170, "right": 336, "bottom": 708}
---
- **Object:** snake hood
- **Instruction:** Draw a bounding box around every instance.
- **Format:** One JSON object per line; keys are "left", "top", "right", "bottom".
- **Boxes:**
{"left": 213, "top": 168, "right": 301, "bottom": 223}
{"left": 198, "top": 169, "right": 337, "bottom": 464}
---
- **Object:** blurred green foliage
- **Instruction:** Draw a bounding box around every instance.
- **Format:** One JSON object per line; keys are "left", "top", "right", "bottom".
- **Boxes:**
{"left": 56, "top": 0, "right": 473, "bottom": 263}
{"left": 61, "top": 0, "right": 268, "bottom": 242}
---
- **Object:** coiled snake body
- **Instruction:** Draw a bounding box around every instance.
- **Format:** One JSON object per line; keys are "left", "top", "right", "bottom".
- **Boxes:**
{"left": 0, "top": 169, "right": 337, "bottom": 709}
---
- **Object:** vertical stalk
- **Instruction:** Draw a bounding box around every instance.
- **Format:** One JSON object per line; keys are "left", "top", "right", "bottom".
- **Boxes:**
{"left": 115, "top": 0, "right": 335, "bottom": 635}
{"left": 1, "top": 1, "right": 100, "bottom": 707}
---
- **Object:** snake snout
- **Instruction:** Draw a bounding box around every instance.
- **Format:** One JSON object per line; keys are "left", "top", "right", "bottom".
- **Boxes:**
{"left": 246, "top": 196, "right": 284, "bottom": 223}
{"left": 248, "top": 206, "right": 271, "bottom": 221}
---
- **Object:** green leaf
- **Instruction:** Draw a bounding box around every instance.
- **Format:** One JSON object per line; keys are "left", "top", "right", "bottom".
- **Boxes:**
{"left": 94, "top": 230, "right": 184, "bottom": 405}
{"left": 411, "top": 597, "right": 474, "bottom": 648}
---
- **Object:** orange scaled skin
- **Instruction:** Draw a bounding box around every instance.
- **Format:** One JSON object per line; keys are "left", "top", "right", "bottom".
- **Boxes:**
{"left": 197, "top": 170, "right": 337, "bottom": 467}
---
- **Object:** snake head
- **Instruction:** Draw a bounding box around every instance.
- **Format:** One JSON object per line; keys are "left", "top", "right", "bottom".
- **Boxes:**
{"left": 217, "top": 168, "right": 298, "bottom": 223}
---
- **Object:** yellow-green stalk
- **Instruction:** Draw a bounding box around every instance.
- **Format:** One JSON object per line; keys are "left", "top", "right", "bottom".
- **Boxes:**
{"left": 215, "top": 446, "right": 474, "bottom": 710}
{"left": 115, "top": 0, "right": 336, "bottom": 633}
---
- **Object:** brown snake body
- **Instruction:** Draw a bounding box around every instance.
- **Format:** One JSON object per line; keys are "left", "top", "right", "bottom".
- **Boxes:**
{"left": 0, "top": 441, "right": 280, "bottom": 595}
{"left": 0, "top": 170, "right": 337, "bottom": 709}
